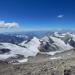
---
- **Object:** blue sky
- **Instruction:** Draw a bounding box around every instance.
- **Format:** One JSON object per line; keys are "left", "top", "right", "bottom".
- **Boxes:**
{"left": 0, "top": 0, "right": 75, "bottom": 31}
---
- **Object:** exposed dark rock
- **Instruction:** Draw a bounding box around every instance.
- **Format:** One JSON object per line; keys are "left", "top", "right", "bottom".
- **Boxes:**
{"left": 64, "top": 69, "right": 71, "bottom": 75}
{"left": 69, "top": 38, "right": 75, "bottom": 47}
{"left": 0, "top": 49, "right": 10, "bottom": 54}
{"left": 39, "top": 42, "right": 59, "bottom": 52}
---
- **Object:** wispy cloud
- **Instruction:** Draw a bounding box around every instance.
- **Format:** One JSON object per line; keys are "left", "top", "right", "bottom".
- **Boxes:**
{"left": 0, "top": 21, "right": 19, "bottom": 28}
{"left": 57, "top": 14, "right": 64, "bottom": 18}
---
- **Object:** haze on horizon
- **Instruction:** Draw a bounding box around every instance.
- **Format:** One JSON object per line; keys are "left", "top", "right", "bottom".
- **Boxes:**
{"left": 0, "top": 0, "right": 75, "bottom": 32}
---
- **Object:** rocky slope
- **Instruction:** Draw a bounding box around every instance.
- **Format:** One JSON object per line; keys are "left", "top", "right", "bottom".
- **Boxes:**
{"left": 0, "top": 49, "right": 75, "bottom": 75}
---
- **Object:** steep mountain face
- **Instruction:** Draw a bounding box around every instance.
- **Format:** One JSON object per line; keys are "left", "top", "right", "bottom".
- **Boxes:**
{"left": 39, "top": 35, "right": 73, "bottom": 52}
{"left": 52, "top": 32, "right": 75, "bottom": 47}
{"left": 69, "top": 38, "right": 75, "bottom": 47}
{"left": 0, "top": 37, "right": 41, "bottom": 60}
{"left": 68, "top": 35, "right": 75, "bottom": 47}
{"left": 19, "top": 37, "right": 41, "bottom": 54}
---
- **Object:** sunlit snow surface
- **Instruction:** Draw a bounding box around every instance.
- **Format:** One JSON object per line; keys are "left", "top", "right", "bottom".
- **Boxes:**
{"left": 50, "top": 57, "right": 61, "bottom": 60}
{"left": 17, "top": 59, "right": 28, "bottom": 63}
{"left": 47, "top": 51, "right": 63, "bottom": 55}
{"left": 0, "top": 37, "right": 41, "bottom": 60}
{"left": 0, "top": 54, "right": 17, "bottom": 60}
{"left": 50, "top": 36, "right": 73, "bottom": 50}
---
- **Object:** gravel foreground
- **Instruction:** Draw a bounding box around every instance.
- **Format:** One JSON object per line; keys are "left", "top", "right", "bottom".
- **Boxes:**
{"left": 0, "top": 49, "right": 75, "bottom": 75}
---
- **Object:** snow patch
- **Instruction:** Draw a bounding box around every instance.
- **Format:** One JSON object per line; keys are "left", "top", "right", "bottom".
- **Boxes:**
{"left": 47, "top": 51, "right": 63, "bottom": 55}
{"left": 50, "top": 57, "right": 61, "bottom": 60}
{"left": 17, "top": 58, "right": 28, "bottom": 63}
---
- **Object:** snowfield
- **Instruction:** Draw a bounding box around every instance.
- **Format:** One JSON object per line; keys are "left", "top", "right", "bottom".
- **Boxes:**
{"left": 50, "top": 36, "right": 73, "bottom": 50}
{"left": 0, "top": 37, "right": 41, "bottom": 60}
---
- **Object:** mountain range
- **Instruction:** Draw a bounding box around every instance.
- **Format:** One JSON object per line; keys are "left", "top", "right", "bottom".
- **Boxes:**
{"left": 0, "top": 31, "right": 75, "bottom": 63}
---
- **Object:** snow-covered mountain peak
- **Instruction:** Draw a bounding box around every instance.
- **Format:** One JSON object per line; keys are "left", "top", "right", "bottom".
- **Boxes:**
{"left": 41, "top": 36, "right": 49, "bottom": 42}
{"left": 62, "top": 32, "right": 72, "bottom": 36}
{"left": 30, "top": 37, "right": 40, "bottom": 44}
{"left": 53, "top": 32, "right": 60, "bottom": 37}
{"left": 24, "top": 37, "right": 40, "bottom": 49}
{"left": 20, "top": 37, "right": 40, "bottom": 47}
{"left": 18, "top": 37, "right": 41, "bottom": 57}
{"left": 50, "top": 36, "right": 73, "bottom": 50}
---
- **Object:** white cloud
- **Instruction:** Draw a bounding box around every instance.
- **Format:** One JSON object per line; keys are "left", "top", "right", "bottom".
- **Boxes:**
{"left": 0, "top": 21, "right": 19, "bottom": 28}
{"left": 57, "top": 14, "right": 64, "bottom": 18}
